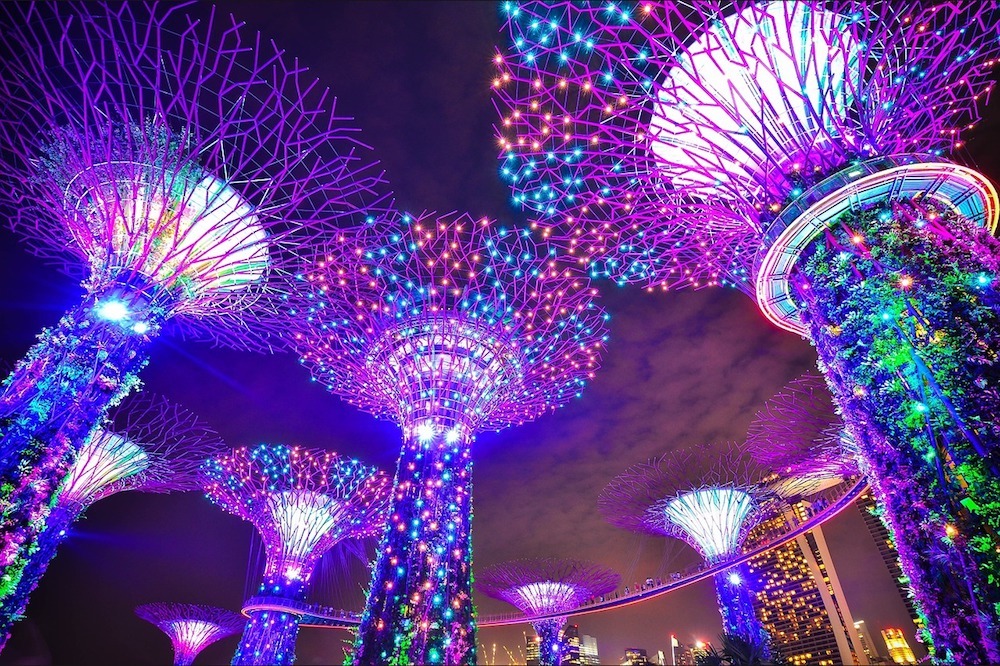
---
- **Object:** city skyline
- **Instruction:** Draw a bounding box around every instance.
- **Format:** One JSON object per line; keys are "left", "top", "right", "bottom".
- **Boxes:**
{"left": 1, "top": 2, "right": 994, "bottom": 664}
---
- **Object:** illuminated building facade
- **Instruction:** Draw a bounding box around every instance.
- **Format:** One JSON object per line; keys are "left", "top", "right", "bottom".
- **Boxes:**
{"left": 580, "top": 633, "right": 599, "bottom": 666}
{"left": 622, "top": 647, "right": 649, "bottom": 665}
{"left": 526, "top": 633, "right": 541, "bottom": 666}
{"left": 562, "top": 624, "right": 582, "bottom": 665}
{"left": 881, "top": 629, "right": 917, "bottom": 665}
{"left": 854, "top": 621, "right": 881, "bottom": 662}
{"left": 746, "top": 501, "right": 866, "bottom": 666}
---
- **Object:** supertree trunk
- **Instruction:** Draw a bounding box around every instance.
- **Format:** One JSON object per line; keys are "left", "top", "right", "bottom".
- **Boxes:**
{"left": 232, "top": 572, "right": 308, "bottom": 665}
{"left": 793, "top": 199, "right": 1000, "bottom": 663}
{"left": 0, "top": 503, "right": 79, "bottom": 648}
{"left": 0, "top": 287, "right": 156, "bottom": 613}
{"left": 713, "top": 565, "right": 769, "bottom": 659}
{"left": 352, "top": 431, "right": 476, "bottom": 666}
{"left": 531, "top": 618, "right": 565, "bottom": 666}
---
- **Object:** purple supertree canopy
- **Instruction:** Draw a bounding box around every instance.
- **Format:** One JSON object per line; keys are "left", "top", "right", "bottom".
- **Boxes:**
{"left": 477, "top": 558, "right": 619, "bottom": 616}
{"left": 59, "top": 393, "right": 225, "bottom": 512}
{"left": 135, "top": 602, "right": 245, "bottom": 666}
{"left": 0, "top": 0, "right": 390, "bottom": 350}
{"left": 599, "top": 443, "right": 779, "bottom": 563}
{"left": 493, "top": 0, "right": 999, "bottom": 298}
{"left": 202, "top": 445, "right": 391, "bottom": 580}
{"left": 745, "top": 373, "right": 861, "bottom": 498}
{"left": 295, "top": 210, "right": 608, "bottom": 435}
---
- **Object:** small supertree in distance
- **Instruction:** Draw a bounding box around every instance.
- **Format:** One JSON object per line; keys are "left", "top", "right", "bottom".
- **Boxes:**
{"left": 0, "top": 0, "right": 388, "bottom": 610}
{"left": 494, "top": 2, "right": 1000, "bottom": 659}
{"left": 477, "top": 558, "right": 618, "bottom": 666}
{"left": 745, "top": 373, "right": 860, "bottom": 499}
{"left": 0, "top": 393, "right": 224, "bottom": 648}
{"left": 136, "top": 602, "right": 246, "bottom": 666}
{"left": 202, "top": 444, "right": 391, "bottom": 665}
{"left": 599, "top": 443, "right": 779, "bottom": 655}
{"left": 295, "top": 210, "right": 608, "bottom": 664}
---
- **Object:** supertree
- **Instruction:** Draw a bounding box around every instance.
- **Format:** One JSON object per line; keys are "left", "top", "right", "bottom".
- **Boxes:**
{"left": 294, "top": 210, "right": 608, "bottom": 664}
{"left": 493, "top": 1, "right": 1000, "bottom": 659}
{"left": 0, "top": 0, "right": 388, "bottom": 608}
{"left": 477, "top": 558, "right": 618, "bottom": 666}
{"left": 745, "top": 373, "right": 861, "bottom": 499}
{"left": 136, "top": 602, "right": 246, "bottom": 666}
{"left": 0, "top": 394, "right": 224, "bottom": 648}
{"left": 599, "top": 443, "right": 779, "bottom": 654}
{"left": 202, "top": 444, "right": 391, "bottom": 665}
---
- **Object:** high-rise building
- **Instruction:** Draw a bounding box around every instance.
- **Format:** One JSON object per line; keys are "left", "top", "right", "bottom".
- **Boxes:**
{"left": 856, "top": 490, "right": 925, "bottom": 634}
{"left": 525, "top": 632, "right": 541, "bottom": 666}
{"left": 853, "top": 620, "right": 882, "bottom": 662}
{"left": 562, "top": 624, "right": 582, "bottom": 665}
{"left": 745, "top": 500, "right": 867, "bottom": 666}
{"left": 881, "top": 628, "right": 916, "bottom": 665}
{"left": 580, "top": 634, "right": 600, "bottom": 666}
{"left": 622, "top": 647, "right": 649, "bottom": 665}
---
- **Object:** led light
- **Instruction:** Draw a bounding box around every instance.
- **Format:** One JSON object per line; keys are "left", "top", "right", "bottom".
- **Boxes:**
{"left": 132, "top": 321, "right": 150, "bottom": 334}
{"left": 727, "top": 572, "right": 741, "bottom": 585}
{"left": 96, "top": 299, "right": 130, "bottom": 321}
{"left": 415, "top": 421, "right": 437, "bottom": 442}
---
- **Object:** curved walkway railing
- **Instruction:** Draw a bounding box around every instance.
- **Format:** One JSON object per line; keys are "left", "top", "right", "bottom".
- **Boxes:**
{"left": 242, "top": 477, "right": 867, "bottom": 629}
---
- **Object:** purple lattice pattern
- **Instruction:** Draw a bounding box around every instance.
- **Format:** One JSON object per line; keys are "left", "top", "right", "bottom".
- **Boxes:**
{"left": 0, "top": 1, "right": 391, "bottom": 351}
{"left": 294, "top": 210, "right": 607, "bottom": 433}
{"left": 493, "top": 0, "right": 999, "bottom": 289}
{"left": 477, "top": 558, "right": 619, "bottom": 615}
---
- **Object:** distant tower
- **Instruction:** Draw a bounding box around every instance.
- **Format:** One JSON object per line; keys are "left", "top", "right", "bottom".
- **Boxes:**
{"left": 0, "top": 0, "right": 387, "bottom": 615}
{"left": 854, "top": 621, "right": 880, "bottom": 662}
{"left": 202, "top": 445, "right": 391, "bottom": 665}
{"left": 881, "top": 628, "right": 918, "bottom": 665}
{"left": 478, "top": 558, "right": 618, "bottom": 666}
{"left": 561, "top": 624, "right": 581, "bottom": 665}
{"left": 0, "top": 395, "right": 223, "bottom": 647}
{"left": 136, "top": 602, "right": 245, "bottom": 666}
{"left": 494, "top": 2, "right": 1000, "bottom": 659}
{"left": 579, "top": 633, "right": 599, "bottom": 666}
{"left": 745, "top": 374, "right": 868, "bottom": 665}
{"left": 600, "top": 444, "right": 778, "bottom": 655}
{"left": 295, "top": 211, "right": 607, "bottom": 664}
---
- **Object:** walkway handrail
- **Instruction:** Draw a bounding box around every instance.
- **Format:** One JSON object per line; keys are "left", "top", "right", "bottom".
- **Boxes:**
{"left": 239, "top": 477, "right": 867, "bottom": 629}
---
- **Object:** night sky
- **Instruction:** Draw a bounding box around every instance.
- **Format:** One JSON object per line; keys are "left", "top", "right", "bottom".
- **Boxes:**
{"left": 2, "top": 2, "right": 998, "bottom": 664}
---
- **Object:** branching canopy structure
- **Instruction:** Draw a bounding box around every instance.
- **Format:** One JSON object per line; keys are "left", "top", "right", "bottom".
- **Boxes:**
{"left": 202, "top": 444, "right": 390, "bottom": 665}
{"left": 746, "top": 373, "right": 860, "bottom": 498}
{"left": 600, "top": 443, "right": 778, "bottom": 650}
{"left": 0, "top": 1, "right": 390, "bottom": 628}
{"left": 294, "top": 210, "right": 608, "bottom": 665}
{"left": 296, "top": 210, "right": 606, "bottom": 436}
{"left": 0, "top": 394, "right": 224, "bottom": 646}
{"left": 497, "top": 3, "right": 1000, "bottom": 658}
{"left": 136, "top": 602, "right": 245, "bottom": 666}
{"left": 478, "top": 558, "right": 619, "bottom": 666}
{"left": 493, "top": 0, "right": 998, "bottom": 299}
{"left": 600, "top": 444, "right": 778, "bottom": 562}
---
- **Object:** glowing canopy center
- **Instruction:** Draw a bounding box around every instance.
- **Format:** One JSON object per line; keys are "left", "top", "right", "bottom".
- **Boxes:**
{"left": 74, "top": 163, "right": 269, "bottom": 301}
{"left": 662, "top": 487, "right": 755, "bottom": 561}
{"left": 166, "top": 619, "right": 225, "bottom": 652}
{"left": 370, "top": 313, "right": 523, "bottom": 427}
{"left": 512, "top": 581, "right": 578, "bottom": 614}
{"left": 265, "top": 490, "right": 347, "bottom": 563}
{"left": 648, "top": 1, "right": 861, "bottom": 208}
{"left": 61, "top": 429, "right": 148, "bottom": 505}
